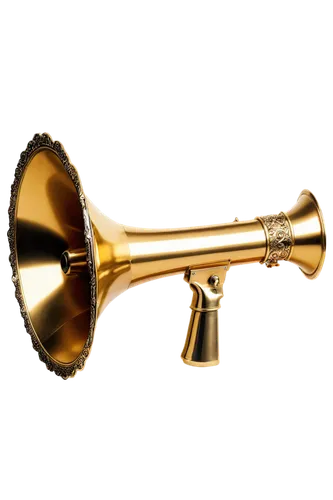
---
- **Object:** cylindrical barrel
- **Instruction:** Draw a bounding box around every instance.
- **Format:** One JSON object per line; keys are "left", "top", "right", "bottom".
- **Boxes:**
{"left": 61, "top": 248, "right": 87, "bottom": 275}
{"left": 125, "top": 219, "right": 266, "bottom": 285}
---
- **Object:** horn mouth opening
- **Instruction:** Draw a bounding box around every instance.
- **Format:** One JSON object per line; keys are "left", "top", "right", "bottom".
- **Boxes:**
{"left": 286, "top": 188, "right": 329, "bottom": 281}
{"left": 8, "top": 134, "right": 97, "bottom": 379}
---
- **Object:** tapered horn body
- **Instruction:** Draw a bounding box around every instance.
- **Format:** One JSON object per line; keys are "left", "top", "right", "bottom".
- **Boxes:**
{"left": 8, "top": 134, "right": 326, "bottom": 378}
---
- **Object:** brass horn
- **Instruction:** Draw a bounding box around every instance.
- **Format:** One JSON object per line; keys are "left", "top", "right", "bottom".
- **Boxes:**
{"left": 8, "top": 134, "right": 326, "bottom": 378}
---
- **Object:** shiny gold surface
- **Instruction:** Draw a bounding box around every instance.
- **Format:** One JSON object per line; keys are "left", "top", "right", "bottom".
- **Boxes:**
{"left": 87, "top": 201, "right": 131, "bottom": 315}
{"left": 8, "top": 134, "right": 326, "bottom": 378}
{"left": 125, "top": 220, "right": 266, "bottom": 285}
{"left": 16, "top": 149, "right": 91, "bottom": 364}
{"left": 286, "top": 189, "right": 326, "bottom": 279}
{"left": 257, "top": 212, "right": 292, "bottom": 267}
{"left": 181, "top": 264, "right": 230, "bottom": 367}
{"left": 61, "top": 248, "right": 87, "bottom": 275}
{"left": 89, "top": 194, "right": 327, "bottom": 369}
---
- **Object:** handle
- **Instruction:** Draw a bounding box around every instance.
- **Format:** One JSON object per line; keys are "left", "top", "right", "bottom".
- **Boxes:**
{"left": 179, "top": 263, "right": 230, "bottom": 369}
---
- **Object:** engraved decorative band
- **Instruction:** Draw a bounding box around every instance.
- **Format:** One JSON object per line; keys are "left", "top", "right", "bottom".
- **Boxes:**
{"left": 257, "top": 212, "right": 293, "bottom": 268}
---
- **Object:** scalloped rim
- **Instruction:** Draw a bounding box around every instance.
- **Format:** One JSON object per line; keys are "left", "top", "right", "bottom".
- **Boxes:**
{"left": 8, "top": 133, "right": 97, "bottom": 379}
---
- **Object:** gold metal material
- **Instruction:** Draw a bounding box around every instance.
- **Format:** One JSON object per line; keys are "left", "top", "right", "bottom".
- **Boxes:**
{"left": 182, "top": 264, "right": 229, "bottom": 367}
{"left": 257, "top": 191, "right": 326, "bottom": 276}
{"left": 257, "top": 212, "right": 293, "bottom": 267}
{"left": 124, "top": 220, "right": 266, "bottom": 284}
{"left": 87, "top": 201, "right": 131, "bottom": 316}
{"left": 61, "top": 249, "right": 87, "bottom": 275}
{"left": 8, "top": 134, "right": 327, "bottom": 378}
{"left": 209, "top": 275, "right": 220, "bottom": 287}
{"left": 286, "top": 190, "right": 326, "bottom": 279}
{"left": 16, "top": 150, "right": 90, "bottom": 363}
{"left": 8, "top": 135, "right": 96, "bottom": 378}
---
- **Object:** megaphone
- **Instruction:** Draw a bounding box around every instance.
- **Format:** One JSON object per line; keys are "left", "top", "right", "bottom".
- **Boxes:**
{"left": 8, "top": 134, "right": 326, "bottom": 378}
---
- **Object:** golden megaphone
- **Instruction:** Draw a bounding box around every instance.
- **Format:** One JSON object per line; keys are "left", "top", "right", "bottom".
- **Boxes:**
{"left": 8, "top": 134, "right": 326, "bottom": 378}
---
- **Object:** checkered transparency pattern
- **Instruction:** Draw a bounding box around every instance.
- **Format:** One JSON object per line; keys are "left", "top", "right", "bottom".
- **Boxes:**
{"left": 4, "top": 128, "right": 333, "bottom": 385}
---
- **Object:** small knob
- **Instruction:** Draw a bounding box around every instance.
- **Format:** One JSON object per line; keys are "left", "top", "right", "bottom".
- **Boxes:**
{"left": 209, "top": 275, "right": 220, "bottom": 287}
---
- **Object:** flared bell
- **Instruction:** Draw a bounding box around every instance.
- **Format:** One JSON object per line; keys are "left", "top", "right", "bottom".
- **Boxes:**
{"left": 8, "top": 136, "right": 97, "bottom": 378}
{"left": 286, "top": 190, "right": 326, "bottom": 279}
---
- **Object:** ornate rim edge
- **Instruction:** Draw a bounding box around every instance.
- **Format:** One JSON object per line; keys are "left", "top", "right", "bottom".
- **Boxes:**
{"left": 8, "top": 133, "right": 97, "bottom": 379}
